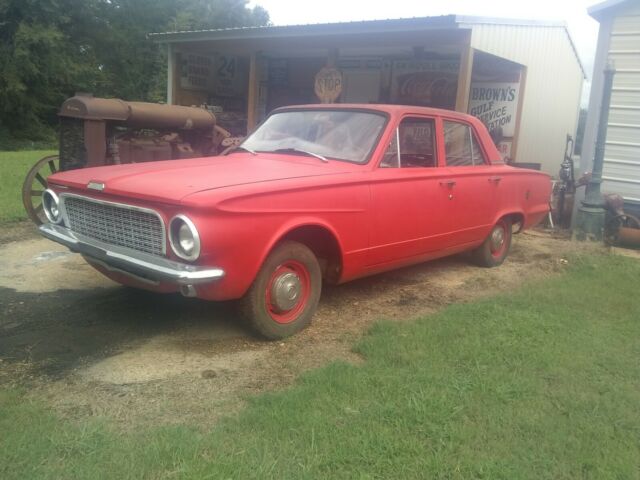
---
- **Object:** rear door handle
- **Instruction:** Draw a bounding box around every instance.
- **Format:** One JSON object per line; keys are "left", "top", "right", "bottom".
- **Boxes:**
{"left": 488, "top": 176, "right": 502, "bottom": 183}
{"left": 439, "top": 180, "right": 456, "bottom": 187}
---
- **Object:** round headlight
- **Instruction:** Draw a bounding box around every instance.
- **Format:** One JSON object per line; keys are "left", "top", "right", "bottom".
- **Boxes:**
{"left": 169, "top": 215, "right": 200, "bottom": 261}
{"left": 42, "top": 189, "right": 62, "bottom": 224}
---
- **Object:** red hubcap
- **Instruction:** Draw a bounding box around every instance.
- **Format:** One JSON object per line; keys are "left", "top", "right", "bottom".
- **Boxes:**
{"left": 490, "top": 221, "right": 508, "bottom": 258}
{"left": 265, "top": 261, "right": 311, "bottom": 324}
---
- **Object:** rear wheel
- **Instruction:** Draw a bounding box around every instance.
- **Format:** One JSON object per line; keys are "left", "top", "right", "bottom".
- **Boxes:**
{"left": 240, "top": 241, "right": 321, "bottom": 339}
{"left": 471, "top": 218, "right": 512, "bottom": 267}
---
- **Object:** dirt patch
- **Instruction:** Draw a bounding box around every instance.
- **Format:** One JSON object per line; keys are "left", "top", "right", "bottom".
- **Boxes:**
{"left": 0, "top": 220, "right": 40, "bottom": 245}
{"left": 0, "top": 225, "right": 603, "bottom": 429}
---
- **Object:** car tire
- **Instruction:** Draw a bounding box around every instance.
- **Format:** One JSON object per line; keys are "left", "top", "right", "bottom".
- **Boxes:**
{"left": 239, "top": 241, "right": 322, "bottom": 339}
{"left": 471, "top": 218, "right": 512, "bottom": 267}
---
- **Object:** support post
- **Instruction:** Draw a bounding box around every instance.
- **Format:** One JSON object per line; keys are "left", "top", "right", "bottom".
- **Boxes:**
{"left": 455, "top": 44, "right": 474, "bottom": 113}
{"left": 166, "top": 44, "right": 174, "bottom": 105}
{"left": 247, "top": 52, "right": 259, "bottom": 133}
{"left": 574, "top": 64, "right": 616, "bottom": 241}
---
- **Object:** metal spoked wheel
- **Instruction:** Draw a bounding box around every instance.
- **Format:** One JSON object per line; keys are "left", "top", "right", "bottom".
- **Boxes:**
{"left": 21, "top": 155, "right": 59, "bottom": 225}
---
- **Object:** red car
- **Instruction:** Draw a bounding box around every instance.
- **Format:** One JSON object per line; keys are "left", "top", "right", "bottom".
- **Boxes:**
{"left": 40, "top": 105, "right": 551, "bottom": 338}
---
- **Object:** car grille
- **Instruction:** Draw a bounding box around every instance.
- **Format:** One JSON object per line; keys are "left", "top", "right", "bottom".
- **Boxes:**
{"left": 63, "top": 196, "right": 165, "bottom": 256}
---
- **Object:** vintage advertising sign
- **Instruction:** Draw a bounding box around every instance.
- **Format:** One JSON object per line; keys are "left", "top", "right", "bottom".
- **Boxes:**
{"left": 496, "top": 140, "right": 513, "bottom": 162}
{"left": 180, "top": 54, "right": 215, "bottom": 91}
{"left": 468, "top": 82, "right": 520, "bottom": 137}
{"left": 314, "top": 67, "right": 343, "bottom": 103}
{"left": 268, "top": 59, "right": 288, "bottom": 86}
{"left": 215, "top": 55, "right": 241, "bottom": 97}
{"left": 391, "top": 60, "right": 460, "bottom": 109}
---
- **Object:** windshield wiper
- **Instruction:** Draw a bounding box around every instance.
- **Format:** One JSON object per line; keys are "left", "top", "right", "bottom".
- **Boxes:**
{"left": 226, "top": 145, "right": 257, "bottom": 156}
{"left": 272, "top": 148, "right": 328, "bottom": 163}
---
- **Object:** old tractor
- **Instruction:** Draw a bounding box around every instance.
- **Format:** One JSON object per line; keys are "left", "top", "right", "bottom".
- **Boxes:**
{"left": 22, "top": 94, "right": 241, "bottom": 224}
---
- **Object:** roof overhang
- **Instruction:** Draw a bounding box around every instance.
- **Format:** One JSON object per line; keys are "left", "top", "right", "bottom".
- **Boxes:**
{"left": 149, "top": 15, "right": 460, "bottom": 44}
{"left": 149, "top": 14, "right": 585, "bottom": 76}
{"left": 588, "top": 0, "right": 634, "bottom": 21}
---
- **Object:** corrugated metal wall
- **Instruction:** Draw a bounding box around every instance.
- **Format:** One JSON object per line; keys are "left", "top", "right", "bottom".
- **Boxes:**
{"left": 464, "top": 23, "right": 584, "bottom": 174}
{"left": 603, "top": 3, "right": 640, "bottom": 203}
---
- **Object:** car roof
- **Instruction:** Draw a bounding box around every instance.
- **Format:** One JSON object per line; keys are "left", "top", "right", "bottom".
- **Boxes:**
{"left": 273, "top": 104, "right": 477, "bottom": 122}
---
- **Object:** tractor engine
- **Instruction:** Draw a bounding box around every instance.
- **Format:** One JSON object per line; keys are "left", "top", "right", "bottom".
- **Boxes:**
{"left": 57, "top": 94, "right": 230, "bottom": 171}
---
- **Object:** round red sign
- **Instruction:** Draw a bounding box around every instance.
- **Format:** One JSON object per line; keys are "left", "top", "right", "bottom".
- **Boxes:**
{"left": 314, "top": 67, "right": 343, "bottom": 103}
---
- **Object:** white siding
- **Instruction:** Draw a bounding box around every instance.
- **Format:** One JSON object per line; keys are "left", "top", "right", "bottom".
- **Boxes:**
{"left": 603, "top": 2, "right": 640, "bottom": 203}
{"left": 465, "top": 23, "right": 584, "bottom": 174}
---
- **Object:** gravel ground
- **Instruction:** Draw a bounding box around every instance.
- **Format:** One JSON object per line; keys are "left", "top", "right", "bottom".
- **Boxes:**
{"left": 0, "top": 222, "right": 598, "bottom": 429}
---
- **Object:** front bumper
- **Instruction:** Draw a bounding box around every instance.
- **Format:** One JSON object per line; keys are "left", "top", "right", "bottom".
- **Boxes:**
{"left": 39, "top": 223, "right": 225, "bottom": 285}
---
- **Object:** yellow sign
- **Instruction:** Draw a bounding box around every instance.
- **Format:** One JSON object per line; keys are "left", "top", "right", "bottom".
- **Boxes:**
{"left": 314, "top": 67, "right": 343, "bottom": 103}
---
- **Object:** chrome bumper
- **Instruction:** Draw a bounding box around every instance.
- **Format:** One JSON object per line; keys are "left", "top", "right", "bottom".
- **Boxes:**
{"left": 39, "top": 223, "right": 224, "bottom": 285}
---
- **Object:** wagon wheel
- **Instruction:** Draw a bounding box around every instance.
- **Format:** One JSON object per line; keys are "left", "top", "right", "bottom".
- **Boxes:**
{"left": 21, "top": 155, "right": 60, "bottom": 225}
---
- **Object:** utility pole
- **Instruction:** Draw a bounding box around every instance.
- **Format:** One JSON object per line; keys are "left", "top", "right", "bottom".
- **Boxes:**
{"left": 574, "top": 64, "right": 615, "bottom": 241}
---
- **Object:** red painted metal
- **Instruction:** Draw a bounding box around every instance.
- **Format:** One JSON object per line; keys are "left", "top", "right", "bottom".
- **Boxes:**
{"left": 490, "top": 220, "right": 509, "bottom": 259}
{"left": 46, "top": 105, "right": 552, "bottom": 301}
{"left": 265, "top": 261, "right": 311, "bottom": 324}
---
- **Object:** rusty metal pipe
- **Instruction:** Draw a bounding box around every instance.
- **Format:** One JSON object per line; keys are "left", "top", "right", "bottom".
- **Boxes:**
{"left": 618, "top": 227, "right": 640, "bottom": 249}
{"left": 59, "top": 95, "right": 216, "bottom": 130}
{"left": 126, "top": 102, "right": 215, "bottom": 130}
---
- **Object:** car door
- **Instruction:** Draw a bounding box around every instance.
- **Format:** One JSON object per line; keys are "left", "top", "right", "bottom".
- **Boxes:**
{"left": 367, "top": 115, "right": 450, "bottom": 266}
{"left": 439, "top": 119, "right": 498, "bottom": 247}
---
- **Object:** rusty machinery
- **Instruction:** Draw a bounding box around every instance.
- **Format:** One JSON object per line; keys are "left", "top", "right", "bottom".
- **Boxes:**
{"left": 551, "top": 134, "right": 640, "bottom": 248}
{"left": 22, "top": 94, "right": 242, "bottom": 224}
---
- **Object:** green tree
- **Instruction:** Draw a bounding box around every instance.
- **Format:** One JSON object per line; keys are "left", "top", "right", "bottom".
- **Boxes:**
{"left": 0, "top": 0, "right": 269, "bottom": 147}
{"left": 0, "top": 0, "right": 105, "bottom": 145}
{"left": 96, "top": 0, "right": 269, "bottom": 102}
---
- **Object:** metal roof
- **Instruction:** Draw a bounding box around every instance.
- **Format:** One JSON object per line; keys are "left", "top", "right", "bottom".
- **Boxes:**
{"left": 149, "top": 15, "right": 458, "bottom": 42}
{"left": 150, "top": 15, "right": 568, "bottom": 42}
{"left": 149, "top": 14, "right": 584, "bottom": 76}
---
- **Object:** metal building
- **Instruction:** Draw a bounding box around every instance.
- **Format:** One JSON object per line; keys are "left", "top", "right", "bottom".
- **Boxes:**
{"left": 151, "top": 15, "right": 585, "bottom": 174}
{"left": 579, "top": 0, "right": 640, "bottom": 212}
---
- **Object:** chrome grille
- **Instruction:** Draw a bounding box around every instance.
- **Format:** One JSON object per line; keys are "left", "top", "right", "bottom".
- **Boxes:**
{"left": 63, "top": 196, "right": 165, "bottom": 256}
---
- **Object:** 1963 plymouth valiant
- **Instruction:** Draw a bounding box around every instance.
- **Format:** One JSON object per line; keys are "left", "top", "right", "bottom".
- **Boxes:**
{"left": 40, "top": 105, "right": 551, "bottom": 338}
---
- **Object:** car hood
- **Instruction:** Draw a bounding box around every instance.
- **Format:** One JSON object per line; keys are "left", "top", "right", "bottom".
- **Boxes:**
{"left": 48, "top": 153, "right": 354, "bottom": 203}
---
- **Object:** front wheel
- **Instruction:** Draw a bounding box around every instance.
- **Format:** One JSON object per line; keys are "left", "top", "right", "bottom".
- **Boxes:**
{"left": 239, "top": 241, "right": 322, "bottom": 339}
{"left": 471, "top": 218, "right": 512, "bottom": 267}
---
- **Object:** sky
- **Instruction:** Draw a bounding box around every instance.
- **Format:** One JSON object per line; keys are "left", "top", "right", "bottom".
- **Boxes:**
{"left": 248, "top": 0, "right": 602, "bottom": 105}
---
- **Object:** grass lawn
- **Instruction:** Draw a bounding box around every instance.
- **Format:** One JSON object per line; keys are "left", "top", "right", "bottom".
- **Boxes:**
{"left": 0, "top": 150, "right": 56, "bottom": 223}
{"left": 1, "top": 254, "right": 639, "bottom": 479}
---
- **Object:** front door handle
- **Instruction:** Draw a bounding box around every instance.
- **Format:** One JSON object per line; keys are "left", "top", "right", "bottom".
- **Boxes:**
{"left": 439, "top": 180, "right": 456, "bottom": 188}
{"left": 488, "top": 176, "right": 502, "bottom": 183}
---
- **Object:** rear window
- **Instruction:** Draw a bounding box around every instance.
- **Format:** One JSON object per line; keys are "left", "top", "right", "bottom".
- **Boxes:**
{"left": 443, "top": 121, "right": 486, "bottom": 166}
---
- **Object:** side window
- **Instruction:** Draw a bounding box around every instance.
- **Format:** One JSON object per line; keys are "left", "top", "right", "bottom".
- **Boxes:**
{"left": 380, "top": 117, "right": 437, "bottom": 168}
{"left": 443, "top": 121, "right": 486, "bottom": 166}
{"left": 471, "top": 132, "right": 486, "bottom": 164}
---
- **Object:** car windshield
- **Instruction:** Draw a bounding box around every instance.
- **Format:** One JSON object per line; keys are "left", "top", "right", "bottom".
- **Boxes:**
{"left": 241, "top": 110, "right": 387, "bottom": 164}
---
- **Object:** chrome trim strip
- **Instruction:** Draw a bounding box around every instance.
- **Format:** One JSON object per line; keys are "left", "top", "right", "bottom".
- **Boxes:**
{"left": 169, "top": 214, "right": 201, "bottom": 262}
{"left": 58, "top": 192, "right": 167, "bottom": 255}
{"left": 39, "top": 223, "right": 225, "bottom": 285}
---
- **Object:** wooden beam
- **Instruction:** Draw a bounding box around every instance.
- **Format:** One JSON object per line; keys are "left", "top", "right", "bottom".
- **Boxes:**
{"left": 247, "top": 52, "right": 259, "bottom": 133}
{"left": 455, "top": 44, "right": 474, "bottom": 113}
{"left": 166, "top": 44, "right": 174, "bottom": 105}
